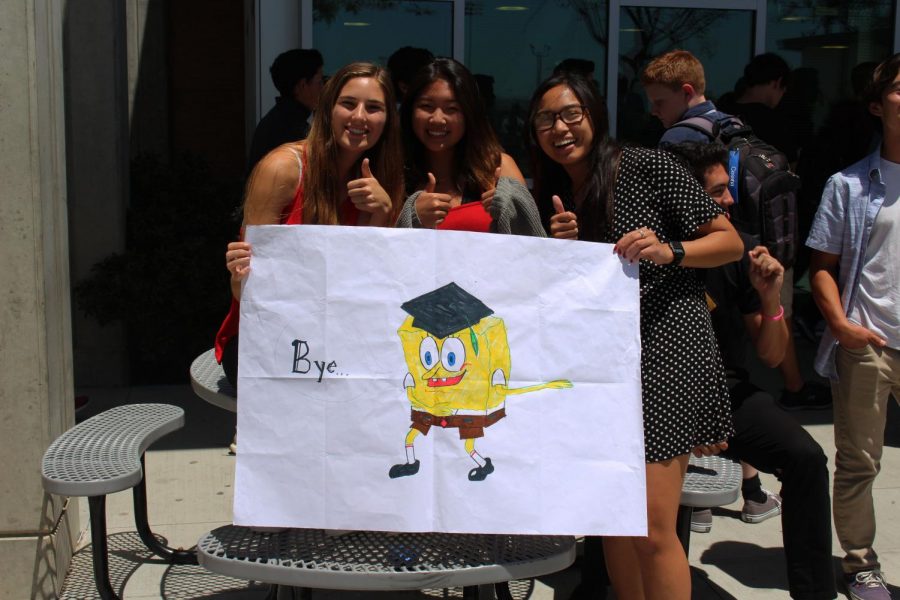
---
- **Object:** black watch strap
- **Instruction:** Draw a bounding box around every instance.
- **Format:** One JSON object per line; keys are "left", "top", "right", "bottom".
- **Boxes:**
{"left": 669, "top": 241, "right": 685, "bottom": 266}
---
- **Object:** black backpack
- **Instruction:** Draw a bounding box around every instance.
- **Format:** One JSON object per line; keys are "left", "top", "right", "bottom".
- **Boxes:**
{"left": 672, "top": 115, "right": 800, "bottom": 269}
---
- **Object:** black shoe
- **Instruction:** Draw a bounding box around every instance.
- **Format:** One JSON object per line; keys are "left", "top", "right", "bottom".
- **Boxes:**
{"left": 777, "top": 382, "right": 832, "bottom": 411}
{"left": 389, "top": 460, "right": 420, "bottom": 478}
{"left": 468, "top": 458, "right": 494, "bottom": 481}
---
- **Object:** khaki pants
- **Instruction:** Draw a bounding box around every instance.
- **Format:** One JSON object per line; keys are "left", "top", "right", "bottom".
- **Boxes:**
{"left": 832, "top": 343, "right": 900, "bottom": 574}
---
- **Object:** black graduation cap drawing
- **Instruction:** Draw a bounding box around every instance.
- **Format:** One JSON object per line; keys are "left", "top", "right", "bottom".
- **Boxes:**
{"left": 400, "top": 282, "right": 494, "bottom": 339}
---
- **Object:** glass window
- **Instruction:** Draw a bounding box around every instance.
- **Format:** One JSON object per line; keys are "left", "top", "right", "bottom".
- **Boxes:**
{"left": 465, "top": 1, "right": 607, "bottom": 174}
{"left": 615, "top": 6, "right": 755, "bottom": 146}
{"left": 767, "top": 1, "right": 895, "bottom": 140}
{"left": 312, "top": 1, "right": 453, "bottom": 74}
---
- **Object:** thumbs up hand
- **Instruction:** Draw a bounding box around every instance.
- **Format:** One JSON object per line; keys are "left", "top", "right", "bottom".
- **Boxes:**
{"left": 480, "top": 167, "right": 503, "bottom": 211}
{"left": 415, "top": 172, "right": 453, "bottom": 228}
{"left": 348, "top": 158, "right": 391, "bottom": 215}
{"left": 549, "top": 194, "right": 578, "bottom": 239}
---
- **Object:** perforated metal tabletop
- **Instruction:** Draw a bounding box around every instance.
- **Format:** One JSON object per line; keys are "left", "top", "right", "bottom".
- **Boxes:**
{"left": 197, "top": 526, "right": 576, "bottom": 591}
{"left": 190, "top": 348, "right": 237, "bottom": 412}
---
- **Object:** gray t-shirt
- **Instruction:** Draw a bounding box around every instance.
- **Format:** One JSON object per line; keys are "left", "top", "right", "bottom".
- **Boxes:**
{"left": 849, "top": 157, "right": 900, "bottom": 348}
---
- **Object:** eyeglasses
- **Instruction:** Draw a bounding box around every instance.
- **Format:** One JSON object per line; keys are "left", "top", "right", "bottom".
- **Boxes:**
{"left": 533, "top": 105, "right": 587, "bottom": 131}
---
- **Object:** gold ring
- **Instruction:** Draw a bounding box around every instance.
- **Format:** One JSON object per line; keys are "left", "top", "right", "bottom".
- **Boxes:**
{"left": 639, "top": 229, "right": 646, "bottom": 239}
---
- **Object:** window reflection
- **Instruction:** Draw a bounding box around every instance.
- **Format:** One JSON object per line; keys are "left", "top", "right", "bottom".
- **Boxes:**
{"left": 616, "top": 7, "right": 754, "bottom": 146}
{"left": 465, "top": 1, "right": 608, "bottom": 175}
{"left": 312, "top": 1, "right": 453, "bottom": 74}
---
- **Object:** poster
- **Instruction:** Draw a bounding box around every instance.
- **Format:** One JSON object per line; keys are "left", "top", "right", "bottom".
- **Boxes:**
{"left": 234, "top": 224, "right": 645, "bottom": 535}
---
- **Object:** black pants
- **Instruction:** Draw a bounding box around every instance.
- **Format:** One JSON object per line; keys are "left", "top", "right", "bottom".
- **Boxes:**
{"left": 723, "top": 379, "right": 836, "bottom": 600}
{"left": 222, "top": 334, "right": 239, "bottom": 389}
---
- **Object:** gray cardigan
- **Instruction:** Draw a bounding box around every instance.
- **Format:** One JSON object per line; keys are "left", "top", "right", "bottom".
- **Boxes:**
{"left": 395, "top": 176, "right": 546, "bottom": 237}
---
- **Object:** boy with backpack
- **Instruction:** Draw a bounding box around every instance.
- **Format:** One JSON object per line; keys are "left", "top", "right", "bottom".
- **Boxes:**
{"left": 641, "top": 49, "right": 831, "bottom": 413}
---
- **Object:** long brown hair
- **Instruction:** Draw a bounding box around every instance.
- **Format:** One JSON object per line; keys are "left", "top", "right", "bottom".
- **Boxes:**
{"left": 401, "top": 58, "right": 504, "bottom": 198}
{"left": 303, "top": 62, "right": 404, "bottom": 224}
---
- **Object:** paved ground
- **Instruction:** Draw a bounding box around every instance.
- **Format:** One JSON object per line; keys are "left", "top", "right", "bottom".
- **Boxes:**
{"left": 60, "top": 323, "right": 900, "bottom": 599}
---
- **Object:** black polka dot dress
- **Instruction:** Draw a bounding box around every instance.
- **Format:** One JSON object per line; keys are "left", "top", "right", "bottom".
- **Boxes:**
{"left": 613, "top": 146, "right": 733, "bottom": 463}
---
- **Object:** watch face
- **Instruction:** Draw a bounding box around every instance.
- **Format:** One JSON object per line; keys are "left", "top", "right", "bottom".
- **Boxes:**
{"left": 670, "top": 241, "right": 685, "bottom": 265}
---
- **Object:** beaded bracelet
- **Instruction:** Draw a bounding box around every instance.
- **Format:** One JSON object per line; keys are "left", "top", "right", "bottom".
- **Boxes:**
{"left": 762, "top": 305, "right": 785, "bottom": 321}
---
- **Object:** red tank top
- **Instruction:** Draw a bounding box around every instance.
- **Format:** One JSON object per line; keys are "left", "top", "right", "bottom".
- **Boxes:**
{"left": 214, "top": 164, "right": 360, "bottom": 361}
{"left": 437, "top": 201, "right": 493, "bottom": 233}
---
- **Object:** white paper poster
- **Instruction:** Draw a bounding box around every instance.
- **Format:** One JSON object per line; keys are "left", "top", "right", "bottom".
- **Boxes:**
{"left": 234, "top": 225, "right": 646, "bottom": 535}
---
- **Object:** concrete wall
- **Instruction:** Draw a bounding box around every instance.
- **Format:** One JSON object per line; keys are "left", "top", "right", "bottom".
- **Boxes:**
{"left": 0, "top": 0, "right": 78, "bottom": 597}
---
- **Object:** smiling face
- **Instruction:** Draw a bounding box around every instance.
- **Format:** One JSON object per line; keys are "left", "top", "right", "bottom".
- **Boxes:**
{"left": 412, "top": 78, "right": 466, "bottom": 154}
{"left": 534, "top": 84, "right": 594, "bottom": 169}
{"left": 331, "top": 76, "right": 388, "bottom": 154}
{"left": 398, "top": 315, "right": 510, "bottom": 415}
{"left": 703, "top": 163, "right": 734, "bottom": 209}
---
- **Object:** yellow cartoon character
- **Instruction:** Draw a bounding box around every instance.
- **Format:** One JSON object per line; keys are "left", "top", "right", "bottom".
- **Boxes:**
{"left": 390, "top": 282, "right": 572, "bottom": 481}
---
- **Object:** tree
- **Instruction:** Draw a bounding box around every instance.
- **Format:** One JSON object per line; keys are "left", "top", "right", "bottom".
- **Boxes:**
{"left": 561, "top": 1, "right": 726, "bottom": 92}
{"left": 313, "top": 0, "right": 435, "bottom": 24}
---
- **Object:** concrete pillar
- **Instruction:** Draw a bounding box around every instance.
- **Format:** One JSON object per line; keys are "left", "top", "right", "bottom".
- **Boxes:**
{"left": 0, "top": 0, "right": 78, "bottom": 598}
{"left": 64, "top": 0, "right": 129, "bottom": 386}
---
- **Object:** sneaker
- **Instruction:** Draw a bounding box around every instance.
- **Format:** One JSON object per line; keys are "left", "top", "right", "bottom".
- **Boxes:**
{"left": 691, "top": 508, "right": 712, "bottom": 533}
{"left": 777, "top": 382, "right": 832, "bottom": 411}
{"left": 741, "top": 489, "right": 782, "bottom": 523}
{"left": 845, "top": 569, "right": 892, "bottom": 600}
{"left": 228, "top": 433, "right": 237, "bottom": 455}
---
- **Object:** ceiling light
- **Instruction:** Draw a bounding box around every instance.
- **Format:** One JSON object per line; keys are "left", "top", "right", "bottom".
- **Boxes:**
{"left": 821, "top": 45, "right": 848, "bottom": 49}
{"left": 620, "top": 27, "right": 643, "bottom": 32}
{"left": 496, "top": 6, "right": 528, "bottom": 11}
{"left": 343, "top": 21, "right": 370, "bottom": 26}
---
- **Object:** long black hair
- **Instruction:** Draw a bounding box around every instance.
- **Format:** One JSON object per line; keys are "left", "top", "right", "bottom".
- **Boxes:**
{"left": 400, "top": 57, "right": 504, "bottom": 198}
{"left": 527, "top": 73, "right": 620, "bottom": 242}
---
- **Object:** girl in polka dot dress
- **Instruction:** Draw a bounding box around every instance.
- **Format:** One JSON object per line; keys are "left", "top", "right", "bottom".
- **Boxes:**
{"left": 527, "top": 73, "right": 743, "bottom": 599}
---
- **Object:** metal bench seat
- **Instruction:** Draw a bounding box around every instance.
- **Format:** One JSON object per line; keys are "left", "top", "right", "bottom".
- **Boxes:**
{"left": 197, "top": 526, "right": 575, "bottom": 598}
{"left": 676, "top": 454, "right": 743, "bottom": 552}
{"left": 41, "top": 403, "right": 197, "bottom": 599}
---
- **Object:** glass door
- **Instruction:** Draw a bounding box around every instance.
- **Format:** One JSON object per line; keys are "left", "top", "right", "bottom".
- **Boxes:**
{"left": 607, "top": 0, "right": 764, "bottom": 144}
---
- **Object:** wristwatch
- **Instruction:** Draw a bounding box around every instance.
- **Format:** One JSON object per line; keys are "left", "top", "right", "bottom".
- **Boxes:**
{"left": 668, "top": 241, "right": 685, "bottom": 266}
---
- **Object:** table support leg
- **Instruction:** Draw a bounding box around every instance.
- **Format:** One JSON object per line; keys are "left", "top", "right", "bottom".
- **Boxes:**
{"left": 132, "top": 454, "right": 199, "bottom": 564}
{"left": 494, "top": 582, "right": 514, "bottom": 600}
{"left": 463, "top": 584, "right": 497, "bottom": 599}
{"left": 675, "top": 504, "right": 692, "bottom": 555}
{"left": 272, "top": 585, "right": 312, "bottom": 599}
{"left": 87, "top": 495, "right": 120, "bottom": 600}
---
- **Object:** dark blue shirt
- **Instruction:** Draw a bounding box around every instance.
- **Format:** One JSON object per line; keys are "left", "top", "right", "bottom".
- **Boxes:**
{"left": 658, "top": 100, "right": 731, "bottom": 147}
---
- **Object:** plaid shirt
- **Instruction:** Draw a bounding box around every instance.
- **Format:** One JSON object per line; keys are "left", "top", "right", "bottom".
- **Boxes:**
{"left": 806, "top": 148, "right": 888, "bottom": 379}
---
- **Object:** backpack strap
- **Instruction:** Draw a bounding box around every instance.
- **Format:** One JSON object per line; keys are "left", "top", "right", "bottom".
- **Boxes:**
{"left": 713, "top": 115, "right": 753, "bottom": 142}
{"left": 670, "top": 116, "right": 719, "bottom": 142}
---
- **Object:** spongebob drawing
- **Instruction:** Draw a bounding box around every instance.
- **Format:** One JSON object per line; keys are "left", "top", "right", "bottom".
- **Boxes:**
{"left": 390, "top": 282, "right": 572, "bottom": 482}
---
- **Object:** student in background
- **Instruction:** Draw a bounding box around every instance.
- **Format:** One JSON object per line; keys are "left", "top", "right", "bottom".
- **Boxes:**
{"left": 668, "top": 141, "right": 835, "bottom": 600}
{"left": 247, "top": 49, "right": 325, "bottom": 173}
{"left": 807, "top": 53, "right": 900, "bottom": 600}
{"left": 387, "top": 46, "right": 434, "bottom": 105}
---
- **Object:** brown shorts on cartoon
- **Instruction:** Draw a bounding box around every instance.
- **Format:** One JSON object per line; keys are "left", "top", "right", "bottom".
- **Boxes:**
{"left": 410, "top": 408, "right": 506, "bottom": 439}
